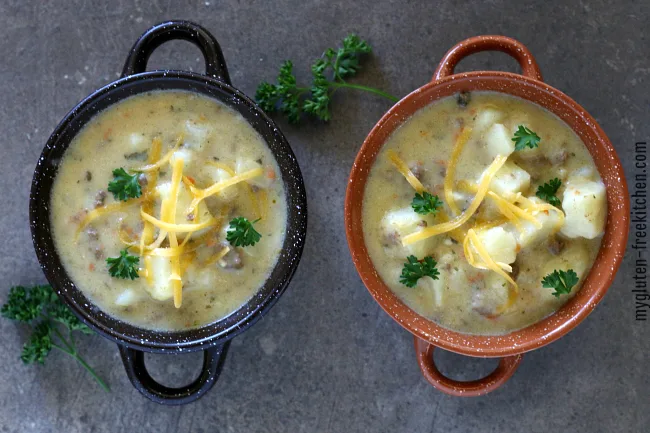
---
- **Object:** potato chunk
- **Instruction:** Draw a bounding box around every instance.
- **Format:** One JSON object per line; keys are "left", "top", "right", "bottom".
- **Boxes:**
{"left": 236, "top": 158, "right": 273, "bottom": 189}
{"left": 475, "top": 226, "right": 517, "bottom": 265}
{"left": 472, "top": 273, "right": 509, "bottom": 316}
{"left": 484, "top": 123, "right": 515, "bottom": 158}
{"left": 171, "top": 149, "right": 194, "bottom": 172}
{"left": 381, "top": 208, "right": 435, "bottom": 258}
{"left": 115, "top": 288, "right": 146, "bottom": 306}
{"left": 560, "top": 179, "right": 606, "bottom": 239}
{"left": 146, "top": 255, "right": 173, "bottom": 301}
{"left": 417, "top": 270, "right": 446, "bottom": 307}
{"left": 512, "top": 197, "right": 563, "bottom": 249}
{"left": 157, "top": 182, "right": 212, "bottom": 227}
{"left": 204, "top": 166, "right": 238, "bottom": 202}
{"left": 128, "top": 133, "right": 149, "bottom": 153}
{"left": 184, "top": 120, "right": 213, "bottom": 149}
{"left": 474, "top": 108, "right": 504, "bottom": 134}
{"left": 489, "top": 161, "right": 531, "bottom": 198}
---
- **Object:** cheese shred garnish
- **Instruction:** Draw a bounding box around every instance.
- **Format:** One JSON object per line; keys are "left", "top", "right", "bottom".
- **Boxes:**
{"left": 444, "top": 127, "right": 472, "bottom": 215}
{"left": 140, "top": 210, "right": 217, "bottom": 233}
{"left": 464, "top": 229, "right": 518, "bottom": 314}
{"left": 387, "top": 150, "right": 425, "bottom": 193}
{"left": 167, "top": 157, "right": 185, "bottom": 308}
{"left": 488, "top": 191, "right": 541, "bottom": 228}
{"left": 132, "top": 134, "right": 184, "bottom": 173}
{"left": 402, "top": 155, "right": 508, "bottom": 245}
{"left": 139, "top": 137, "right": 162, "bottom": 255}
{"left": 188, "top": 167, "right": 263, "bottom": 214}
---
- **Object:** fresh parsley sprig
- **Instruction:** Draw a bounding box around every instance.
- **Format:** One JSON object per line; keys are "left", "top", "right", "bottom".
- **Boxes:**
{"left": 107, "top": 168, "right": 142, "bottom": 202}
{"left": 542, "top": 269, "right": 579, "bottom": 297}
{"left": 412, "top": 192, "right": 443, "bottom": 215}
{"left": 536, "top": 178, "right": 562, "bottom": 207}
{"left": 1, "top": 285, "right": 109, "bottom": 391}
{"left": 512, "top": 125, "right": 541, "bottom": 151}
{"left": 227, "top": 217, "right": 262, "bottom": 247}
{"left": 106, "top": 249, "right": 140, "bottom": 280}
{"left": 400, "top": 255, "right": 440, "bottom": 288}
{"left": 256, "top": 34, "right": 398, "bottom": 124}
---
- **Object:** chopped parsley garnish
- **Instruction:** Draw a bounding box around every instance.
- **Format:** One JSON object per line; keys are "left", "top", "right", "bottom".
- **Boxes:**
{"left": 512, "top": 125, "right": 541, "bottom": 151}
{"left": 106, "top": 249, "right": 140, "bottom": 280}
{"left": 226, "top": 217, "right": 262, "bottom": 247}
{"left": 536, "top": 178, "right": 562, "bottom": 207}
{"left": 541, "top": 269, "right": 579, "bottom": 297}
{"left": 399, "top": 255, "right": 440, "bottom": 288}
{"left": 411, "top": 191, "right": 443, "bottom": 215}
{"left": 107, "top": 168, "right": 142, "bottom": 201}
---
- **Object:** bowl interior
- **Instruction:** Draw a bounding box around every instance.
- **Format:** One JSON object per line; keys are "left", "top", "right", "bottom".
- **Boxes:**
{"left": 31, "top": 72, "right": 307, "bottom": 352}
{"left": 345, "top": 71, "right": 629, "bottom": 357}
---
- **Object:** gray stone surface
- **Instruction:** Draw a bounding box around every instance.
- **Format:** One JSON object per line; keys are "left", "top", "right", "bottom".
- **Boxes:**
{"left": 0, "top": 0, "right": 648, "bottom": 432}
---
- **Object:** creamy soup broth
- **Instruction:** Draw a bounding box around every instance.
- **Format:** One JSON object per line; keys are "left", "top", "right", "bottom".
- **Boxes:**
{"left": 362, "top": 92, "right": 606, "bottom": 335}
{"left": 51, "top": 91, "right": 287, "bottom": 330}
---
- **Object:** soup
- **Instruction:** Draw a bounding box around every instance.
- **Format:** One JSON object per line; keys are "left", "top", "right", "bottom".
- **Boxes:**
{"left": 362, "top": 92, "right": 606, "bottom": 335}
{"left": 51, "top": 90, "right": 287, "bottom": 331}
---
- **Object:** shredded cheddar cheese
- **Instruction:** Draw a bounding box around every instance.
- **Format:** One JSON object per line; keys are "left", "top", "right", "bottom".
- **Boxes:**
{"left": 487, "top": 191, "right": 524, "bottom": 232}
{"left": 456, "top": 179, "right": 479, "bottom": 194}
{"left": 149, "top": 247, "right": 186, "bottom": 257}
{"left": 132, "top": 134, "right": 183, "bottom": 172}
{"left": 402, "top": 155, "right": 508, "bottom": 245}
{"left": 387, "top": 150, "right": 425, "bottom": 193}
{"left": 139, "top": 137, "right": 162, "bottom": 255}
{"left": 488, "top": 191, "right": 541, "bottom": 228}
{"left": 167, "top": 156, "right": 185, "bottom": 308}
{"left": 206, "top": 161, "right": 262, "bottom": 219}
{"left": 204, "top": 245, "right": 231, "bottom": 266}
{"left": 472, "top": 217, "right": 509, "bottom": 232}
{"left": 75, "top": 192, "right": 155, "bottom": 237}
{"left": 140, "top": 210, "right": 217, "bottom": 233}
{"left": 464, "top": 229, "right": 518, "bottom": 314}
{"left": 143, "top": 255, "right": 153, "bottom": 285}
{"left": 207, "top": 161, "right": 236, "bottom": 175}
{"left": 444, "top": 127, "right": 472, "bottom": 215}
{"left": 188, "top": 167, "right": 263, "bottom": 214}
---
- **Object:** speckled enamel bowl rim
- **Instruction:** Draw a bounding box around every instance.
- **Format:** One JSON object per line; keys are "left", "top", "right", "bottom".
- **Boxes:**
{"left": 345, "top": 70, "right": 630, "bottom": 357}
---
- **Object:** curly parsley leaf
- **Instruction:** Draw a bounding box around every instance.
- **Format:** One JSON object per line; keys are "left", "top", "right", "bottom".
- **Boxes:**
{"left": 21, "top": 322, "right": 52, "bottom": 364}
{"left": 512, "top": 125, "right": 541, "bottom": 151}
{"left": 2, "top": 284, "right": 109, "bottom": 390}
{"left": 227, "top": 217, "right": 262, "bottom": 247}
{"left": 411, "top": 192, "right": 443, "bottom": 215}
{"left": 255, "top": 34, "right": 397, "bottom": 124}
{"left": 107, "top": 168, "right": 142, "bottom": 202}
{"left": 334, "top": 34, "right": 372, "bottom": 79}
{"left": 1, "top": 285, "right": 56, "bottom": 323}
{"left": 541, "top": 269, "right": 579, "bottom": 297}
{"left": 106, "top": 249, "right": 140, "bottom": 280}
{"left": 536, "top": 178, "right": 562, "bottom": 207}
{"left": 303, "top": 59, "right": 332, "bottom": 121}
{"left": 48, "top": 302, "right": 92, "bottom": 334}
{"left": 399, "top": 255, "right": 440, "bottom": 288}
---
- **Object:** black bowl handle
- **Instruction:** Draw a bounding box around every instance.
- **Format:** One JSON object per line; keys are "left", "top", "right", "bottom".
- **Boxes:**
{"left": 118, "top": 341, "right": 230, "bottom": 405}
{"left": 122, "top": 20, "right": 231, "bottom": 84}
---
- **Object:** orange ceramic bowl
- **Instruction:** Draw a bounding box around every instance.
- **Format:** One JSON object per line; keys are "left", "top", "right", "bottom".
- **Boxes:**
{"left": 344, "top": 35, "right": 629, "bottom": 396}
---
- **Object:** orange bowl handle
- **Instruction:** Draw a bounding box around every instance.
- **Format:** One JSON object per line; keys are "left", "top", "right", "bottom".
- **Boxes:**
{"left": 414, "top": 336, "right": 522, "bottom": 397}
{"left": 432, "top": 35, "right": 543, "bottom": 82}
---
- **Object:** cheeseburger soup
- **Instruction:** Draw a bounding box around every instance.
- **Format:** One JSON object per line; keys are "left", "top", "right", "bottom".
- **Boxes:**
{"left": 51, "top": 91, "right": 286, "bottom": 330}
{"left": 362, "top": 92, "right": 606, "bottom": 335}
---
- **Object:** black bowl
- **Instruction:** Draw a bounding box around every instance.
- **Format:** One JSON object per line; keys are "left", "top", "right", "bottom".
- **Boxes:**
{"left": 30, "top": 21, "right": 307, "bottom": 405}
